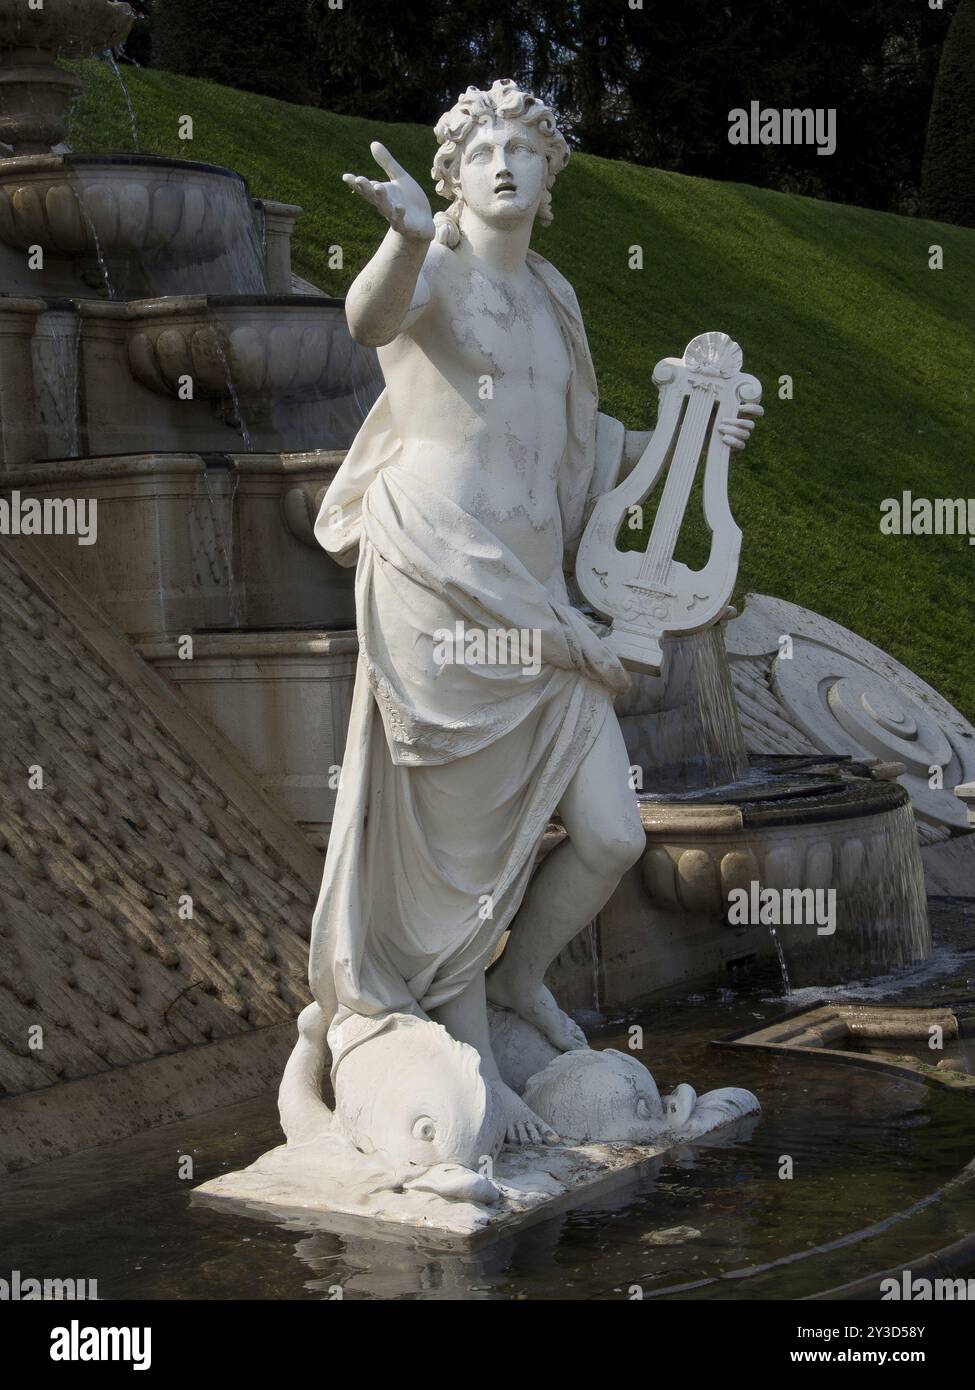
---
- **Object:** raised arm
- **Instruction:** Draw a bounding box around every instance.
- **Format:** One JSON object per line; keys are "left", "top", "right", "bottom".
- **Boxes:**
{"left": 342, "top": 141, "right": 436, "bottom": 347}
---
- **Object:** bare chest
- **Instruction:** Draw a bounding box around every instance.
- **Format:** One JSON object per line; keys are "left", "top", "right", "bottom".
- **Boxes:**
{"left": 434, "top": 268, "right": 571, "bottom": 397}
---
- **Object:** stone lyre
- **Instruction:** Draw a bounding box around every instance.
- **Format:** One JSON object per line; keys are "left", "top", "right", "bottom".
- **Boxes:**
{"left": 576, "top": 331, "right": 762, "bottom": 673}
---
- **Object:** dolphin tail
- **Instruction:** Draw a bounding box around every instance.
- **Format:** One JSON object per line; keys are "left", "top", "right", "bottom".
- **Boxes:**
{"left": 278, "top": 1001, "right": 334, "bottom": 1145}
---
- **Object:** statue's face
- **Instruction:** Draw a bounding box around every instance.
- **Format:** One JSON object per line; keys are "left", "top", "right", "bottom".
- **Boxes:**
{"left": 458, "top": 118, "right": 549, "bottom": 226}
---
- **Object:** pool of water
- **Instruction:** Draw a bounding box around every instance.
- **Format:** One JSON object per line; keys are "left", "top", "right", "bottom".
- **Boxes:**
{"left": 2, "top": 912, "right": 973, "bottom": 1301}
{"left": 835, "top": 1034, "right": 975, "bottom": 1073}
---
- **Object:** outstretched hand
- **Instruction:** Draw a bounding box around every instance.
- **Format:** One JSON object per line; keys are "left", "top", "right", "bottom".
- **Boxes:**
{"left": 342, "top": 141, "right": 436, "bottom": 243}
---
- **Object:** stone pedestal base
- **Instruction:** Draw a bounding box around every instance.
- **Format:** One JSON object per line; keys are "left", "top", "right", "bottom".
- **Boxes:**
{"left": 194, "top": 1132, "right": 743, "bottom": 1246}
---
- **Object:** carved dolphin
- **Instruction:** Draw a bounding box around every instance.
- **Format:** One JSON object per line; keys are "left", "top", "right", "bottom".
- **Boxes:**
{"left": 332, "top": 1012, "right": 506, "bottom": 1175}
{"left": 522, "top": 1048, "right": 759, "bottom": 1143}
{"left": 278, "top": 1003, "right": 505, "bottom": 1206}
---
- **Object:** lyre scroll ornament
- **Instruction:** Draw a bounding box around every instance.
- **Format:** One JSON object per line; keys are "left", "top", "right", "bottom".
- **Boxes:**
{"left": 576, "top": 331, "right": 762, "bottom": 674}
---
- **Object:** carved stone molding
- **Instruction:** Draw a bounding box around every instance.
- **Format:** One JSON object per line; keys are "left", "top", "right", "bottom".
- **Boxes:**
{"left": 726, "top": 593, "right": 975, "bottom": 830}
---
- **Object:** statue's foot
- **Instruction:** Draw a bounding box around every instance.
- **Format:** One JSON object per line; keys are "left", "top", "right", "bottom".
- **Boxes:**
{"left": 486, "top": 973, "right": 588, "bottom": 1054}
{"left": 494, "top": 1080, "right": 560, "bottom": 1147}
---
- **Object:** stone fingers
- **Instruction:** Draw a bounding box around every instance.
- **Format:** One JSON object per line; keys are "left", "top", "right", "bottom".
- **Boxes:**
{"left": 369, "top": 140, "right": 408, "bottom": 181}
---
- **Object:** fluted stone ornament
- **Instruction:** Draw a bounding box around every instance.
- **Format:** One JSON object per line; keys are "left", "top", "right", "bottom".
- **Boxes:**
{"left": 577, "top": 332, "right": 762, "bottom": 673}
{"left": 726, "top": 593, "right": 975, "bottom": 830}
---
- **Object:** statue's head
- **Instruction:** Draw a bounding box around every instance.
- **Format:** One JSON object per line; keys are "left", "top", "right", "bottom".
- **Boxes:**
{"left": 432, "top": 78, "right": 569, "bottom": 248}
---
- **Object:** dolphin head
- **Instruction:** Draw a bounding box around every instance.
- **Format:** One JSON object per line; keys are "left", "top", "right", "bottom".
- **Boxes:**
{"left": 523, "top": 1048, "right": 759, "bottom": 1144}
{"left": 523, "top": 1048, "right": 664, "bottom": 1143}
{"left": 332, "top": 1014, "right": 505, "bottom": 1182}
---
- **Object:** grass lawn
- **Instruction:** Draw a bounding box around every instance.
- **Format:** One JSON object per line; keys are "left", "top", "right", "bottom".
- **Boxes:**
{"left": 66, "top": 59, "right": 975, "bottom": 721}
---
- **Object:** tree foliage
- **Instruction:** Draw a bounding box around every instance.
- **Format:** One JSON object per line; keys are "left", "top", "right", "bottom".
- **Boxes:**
{"left": 921, "top": 0, "right": 975, "bottom": 226}
{"left": 147, "top": 0, "right": 963, "bottom": 216}
{"left": 152, "top": 0, "right": 315, "bottom": 106}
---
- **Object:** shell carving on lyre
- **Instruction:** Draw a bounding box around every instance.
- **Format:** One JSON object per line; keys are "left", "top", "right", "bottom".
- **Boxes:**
{"left": 576, "top": 330, "right": 762, "bottom": 675}
{"left": 683, "top": 331, "right": 744, "bottom": 377}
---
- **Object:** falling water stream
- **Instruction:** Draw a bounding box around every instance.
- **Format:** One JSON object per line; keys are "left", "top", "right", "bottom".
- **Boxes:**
{"left": 215, "top": 339, "right": 255, "bottom": 455}
{"left": 587, "top": 917, "right": 601, "bottom": 1012}
{"left": 101, "top": 49, "right": 140, "bottom": 151}
{"left": 768, "top": 924, "right": 792, "bottom": 996}
{"left": 680, "top": 624, "right": 749, "bottom": 786}
{"left": 807, "top": 799, "right": 931, "bottom": 983}
{"left": 74, "top": 194, "right": 115, "bottom": 298}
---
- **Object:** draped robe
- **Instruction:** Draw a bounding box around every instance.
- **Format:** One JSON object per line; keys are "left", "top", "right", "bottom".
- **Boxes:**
{"left": 311, "top": 250, "right": 629, "bottom": 1054}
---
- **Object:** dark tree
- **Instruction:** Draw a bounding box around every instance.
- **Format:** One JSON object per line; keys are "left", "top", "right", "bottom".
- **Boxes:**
{"left": 548, "top": 0, "right": 956, "bottom": 214}
{"left": 120, "top": 1, "right": 153, "bottom": 68}
{"left": 307, "top": 0, "right": 564, "bottom": 125}
{"left": 152, "top": 0, "right": 316, "bottom": 106}
{"left": 921, "top": 0, "right": 975, "bottom": 226}
{"left": 144, "top": 0, "right": 963, "bottom": 217}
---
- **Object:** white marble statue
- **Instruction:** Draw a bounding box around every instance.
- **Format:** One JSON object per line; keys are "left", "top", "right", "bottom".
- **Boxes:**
{"left": 199, "top": 81, "right": 761, "bottom": 1231}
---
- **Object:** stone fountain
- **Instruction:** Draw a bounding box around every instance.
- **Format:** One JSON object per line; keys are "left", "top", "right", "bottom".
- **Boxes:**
{"left": 0, "top": 0, "right": 132, "bottom": 157}
{"left": 0, "top": 0, "right": 382, "bottom": 841}
{"left": 554, "top": 320, "right": 972, "bottom": 1001}
{"left": 3, "top": 7, "right": 970, "bottom": 983}
{"left": 2, "top": 17, "right": 974, "bottom": 1240}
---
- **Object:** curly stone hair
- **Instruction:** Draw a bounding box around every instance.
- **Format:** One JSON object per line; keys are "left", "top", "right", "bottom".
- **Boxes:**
{"left": 431, "top": 78, "right": 570, "bottom": 248}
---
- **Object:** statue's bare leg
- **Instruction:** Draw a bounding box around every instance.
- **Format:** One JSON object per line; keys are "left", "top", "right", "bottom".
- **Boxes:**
{"left": 486, "top": 708, "right": 645, "bottom": 1051}
{"left": 431, "top": 972, "right": 559, "bottom": 1145}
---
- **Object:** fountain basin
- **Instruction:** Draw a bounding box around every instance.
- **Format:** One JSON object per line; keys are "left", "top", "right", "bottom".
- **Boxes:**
{"left": 635, "top": 768, "right": 930, "bottom": 989}
{"left": 642, "top": 772, "right": 915, "bottom": 909}
{"left": 126, "top": 294, "right": 377, "bottom": 406}
{"left": 0, "top": 156, "right": 268, "bottom": 298}
{"left": 546, "top": 761, "right": 931, "bottom": 1011}
{"left": 0, "top": 156, "right": 241, "bottom": 261}
{"left": 0, "top": 452, "right": 356, "bottom": 634}
{"left": 60, "top": 296, "right": 381, "bottom": 456}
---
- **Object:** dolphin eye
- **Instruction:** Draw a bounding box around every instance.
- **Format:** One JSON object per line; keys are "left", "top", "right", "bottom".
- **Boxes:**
{"left": 412, "top": 1116, "right": 436, "bottom": 1142}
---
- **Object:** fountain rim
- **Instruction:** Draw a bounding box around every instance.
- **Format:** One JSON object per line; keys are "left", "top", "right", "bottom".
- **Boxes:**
{"left": 82, "top": 293, "right": 348, "bottom": 315}
{"left": 0, "top": 152, "right": 252, "bottom": 182}
{"left": 176, "top": 294, "right": 346, "bottom": 310}
{"left": 12, "top": 293, "right": 348, "bottom": 318}
{"left": 630, "top": 1010, "right": 975, "bottom": 1302}
{"left": 0, "top": 449, "right": 349, "bottom": 488}
{"left": 65, "top": 293, "right": 349, "bottom": 322}
{"left": 637, "top": 775, "right": 911, "bottom": 833}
